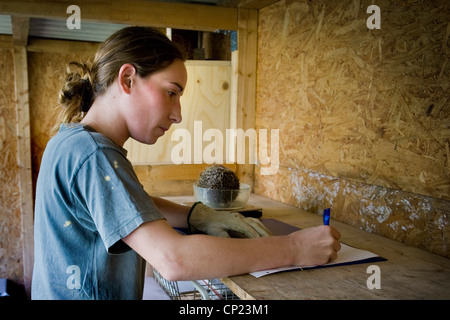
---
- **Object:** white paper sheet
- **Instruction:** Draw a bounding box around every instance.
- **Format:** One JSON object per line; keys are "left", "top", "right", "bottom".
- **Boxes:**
{"left": 250, "top": 243, "right": 382, "bottom": 278}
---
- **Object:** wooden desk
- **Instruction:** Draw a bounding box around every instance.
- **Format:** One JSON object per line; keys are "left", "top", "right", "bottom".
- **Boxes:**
{"left": 163, "top": 194, "right": 450, "bottom": 300}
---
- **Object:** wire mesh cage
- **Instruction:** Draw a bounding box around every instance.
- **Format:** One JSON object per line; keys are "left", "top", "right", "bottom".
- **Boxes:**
{"left": 153, "top": 269, "right": 240, "bottom": 300}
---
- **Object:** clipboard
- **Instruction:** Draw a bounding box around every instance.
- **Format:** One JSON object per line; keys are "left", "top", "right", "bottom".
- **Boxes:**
{"left": 250, "top": 219, "right": 387, "bottom": 278}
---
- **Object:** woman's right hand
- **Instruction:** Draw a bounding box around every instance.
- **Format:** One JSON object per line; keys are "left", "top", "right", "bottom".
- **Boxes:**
{"left": 288, "top": 225, "right": 341, "bottom": 267}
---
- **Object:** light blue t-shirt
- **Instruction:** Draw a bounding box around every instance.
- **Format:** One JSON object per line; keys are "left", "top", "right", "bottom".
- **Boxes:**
{"left": 32, "top": 124, "right": 164, "bottom": 300}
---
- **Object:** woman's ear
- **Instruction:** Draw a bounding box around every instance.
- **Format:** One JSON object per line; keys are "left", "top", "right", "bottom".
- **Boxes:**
{"left": 118, "top": 63, "right": 136, "bottom": 94}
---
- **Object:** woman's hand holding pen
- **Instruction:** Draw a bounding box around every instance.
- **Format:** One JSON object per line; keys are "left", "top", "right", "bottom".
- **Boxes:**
{"left": 288, "top": 225, "right": 341, "bottom": 267}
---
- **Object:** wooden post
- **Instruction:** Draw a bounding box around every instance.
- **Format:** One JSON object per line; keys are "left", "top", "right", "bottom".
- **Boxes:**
{"left": 12, "top": 16, "right": 34, "bottom": 298}
{"left": 236, "top": 8, "right": 258, "bottom": 188}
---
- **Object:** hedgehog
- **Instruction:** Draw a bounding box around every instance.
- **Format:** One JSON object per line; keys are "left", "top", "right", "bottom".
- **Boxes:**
{"left": 197, "top": 165, "right": 240, "bottom": 190}
{"left": 196, "top": 165, "right": 240, "bottom": 204}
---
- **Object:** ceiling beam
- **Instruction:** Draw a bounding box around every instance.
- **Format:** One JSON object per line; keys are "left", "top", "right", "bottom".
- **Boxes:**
{"left": 220, "top": 0, "right": 279, "bottom": 9}
{"left": 237, "top": 0, "right": 279, "bottom": 9}
{"left": 0, "top": 0, "right": 238, "bottom": 31}
{"left": 11, "top": 15, "right": 29, "bottom": 46}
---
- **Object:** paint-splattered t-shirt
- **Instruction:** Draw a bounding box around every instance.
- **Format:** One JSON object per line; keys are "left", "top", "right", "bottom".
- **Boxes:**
{"left": 32, "top": 124, "right": 163, "bottom": 300}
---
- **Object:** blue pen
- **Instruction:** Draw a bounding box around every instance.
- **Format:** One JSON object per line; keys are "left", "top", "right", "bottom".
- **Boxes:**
{"left": 323, "top": 208, "right": 330, "bottom": 226}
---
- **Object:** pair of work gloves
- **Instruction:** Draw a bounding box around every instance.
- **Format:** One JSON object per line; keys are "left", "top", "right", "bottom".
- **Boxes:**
{"left": 188, "top": 202, "right": 271, "bottom": 238}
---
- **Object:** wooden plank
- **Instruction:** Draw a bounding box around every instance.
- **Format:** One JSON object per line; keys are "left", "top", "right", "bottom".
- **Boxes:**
{"left": 11, "top": 16, "right": 29, "bottom": 46}
{"left": 235, "top": 8, "right": 258, "bottom": 187}
{"left": 27, "top": 38, "right": 98, "bottom": 54}
{"left": 220, "top": 0, "right": 279, "bottom": 9}
{"left": 12, "top": 15, "right": 34, "bottom": 297}
{"left": 229, "top": 50, "right": 238, "bottom": 131}
{"left": 135, "top": 164, "right": 237, "bottom": 197}
{"left": 0, "top": 0, "right": 237, "bottom": 31}
{"left": 136, "top": 164, "right": 236, "bottom": 181}
{"left": 237, "top": 0, "right": 280, "bottom": 9}
{"left": 13, "top": 45, "right": 34, "bottom": 298}
{"left": 0, "top": 34, "right": 12, "bottom": 48}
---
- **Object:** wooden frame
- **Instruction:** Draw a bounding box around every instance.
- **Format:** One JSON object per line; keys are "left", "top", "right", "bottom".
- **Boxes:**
{"left": 11, "top": 16, "right": 34, "bottom": 298}
{"left": 235, "top": 8, "right": 258, "bottom": 187}
{"left": 0, "top": 0, "right": 237, "bottom": 32}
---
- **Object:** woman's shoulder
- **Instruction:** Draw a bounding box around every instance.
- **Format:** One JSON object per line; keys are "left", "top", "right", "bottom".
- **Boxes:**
{"left": 44, "top": 124, "right": 126, "bottom": 168}
{"left": 55, "top": 123, "right": 125, "bottom": 154}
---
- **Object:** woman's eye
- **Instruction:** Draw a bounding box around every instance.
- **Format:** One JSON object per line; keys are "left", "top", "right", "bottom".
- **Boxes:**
{"left": 168, "top": 91, "right": 176, "bottom": 97}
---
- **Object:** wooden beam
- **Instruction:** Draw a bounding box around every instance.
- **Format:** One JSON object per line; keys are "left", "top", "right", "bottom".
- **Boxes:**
{"left": 27, "top": 37, "right": 98, "bottom": 54}
{"left": 11, "top": 16, "right": 29, "bottom": 46}
{"left": 220, "top": 0, "right": 279, "bottom": 9}
{"left": 0, "top": 35, "right": 99, "bottom": 54}
{"left": 13, "top": 45, "right": 34, "bottom": 298}
{"left": 235, "top": 8, "right": 258, "bottom": 187}
{"left": 11, "top": 13, "right": 34, "bottom": 298}
{"left": 237, "top": 0, "right": 279, "bottom": 9}
{"left": 0, "top": 0, "right": 238, "bottom": 31}
{"left": 0, "top": 34, "right": 13, "bottom": 48}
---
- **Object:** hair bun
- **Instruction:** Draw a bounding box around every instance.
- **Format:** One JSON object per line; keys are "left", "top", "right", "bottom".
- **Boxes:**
{"left": 58, "top": 62, "right": 95, "bottom": 123}
{"left": 79, "top": 78, "right": 93, "bottom": 112}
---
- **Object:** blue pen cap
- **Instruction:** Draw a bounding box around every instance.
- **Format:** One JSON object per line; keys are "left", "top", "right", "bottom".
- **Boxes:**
{"left": 323, "top": 208, "right": 331, "bottom": 225}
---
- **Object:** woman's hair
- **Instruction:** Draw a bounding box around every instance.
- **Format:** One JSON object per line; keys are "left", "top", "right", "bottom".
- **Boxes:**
{"left": 57, "top": 26, "right": 186, "bottom": 124}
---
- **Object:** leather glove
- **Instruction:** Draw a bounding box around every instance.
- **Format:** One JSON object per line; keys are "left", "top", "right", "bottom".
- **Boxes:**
{"left": 187, "top": 202, "right": 272, "bottom": 238}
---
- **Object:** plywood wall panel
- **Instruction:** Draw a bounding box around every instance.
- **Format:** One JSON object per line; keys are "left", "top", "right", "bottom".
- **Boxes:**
{"left": 134, "top": 163, "right": 237, "bottom": 197}
{"left": 256, "top": 0, "right": 449, "bottom": 201}
{"left": 28, "top": 51, "right": 82, "bottom": 189}
{"left": 0, "top": 48, "right": 24, "bottom": 284}
{"left": 255, "top": 0, "right": 450, "bottom": 257}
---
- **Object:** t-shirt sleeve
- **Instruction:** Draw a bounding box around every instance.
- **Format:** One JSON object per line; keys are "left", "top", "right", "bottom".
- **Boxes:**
{"left": 72, "top": 147, "right": 164, "bottom": 254}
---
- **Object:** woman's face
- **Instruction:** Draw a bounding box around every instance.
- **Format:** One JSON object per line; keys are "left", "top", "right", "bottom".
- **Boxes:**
{"left": 125, "top": 59, "right": 187, "bottom": 145}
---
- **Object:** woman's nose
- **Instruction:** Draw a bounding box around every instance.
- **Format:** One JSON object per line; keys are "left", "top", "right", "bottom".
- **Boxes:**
{"left": 170, "top": 99, "right": 182, "bottom": 124}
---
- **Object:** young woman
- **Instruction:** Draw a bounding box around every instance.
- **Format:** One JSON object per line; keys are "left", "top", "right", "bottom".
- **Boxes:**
{"left": 31, "top": 26, "right": 341, "bottom": 300}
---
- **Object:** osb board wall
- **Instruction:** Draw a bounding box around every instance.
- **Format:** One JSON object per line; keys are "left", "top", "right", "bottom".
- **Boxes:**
{"left": 255, "top": 0, "right": 449, "bottom": 257}
{"left": 0, "top": 49, "right": 23, "bottom": 284}
{"left": 28, "top": 51, "right": 82, "bottom": 188}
